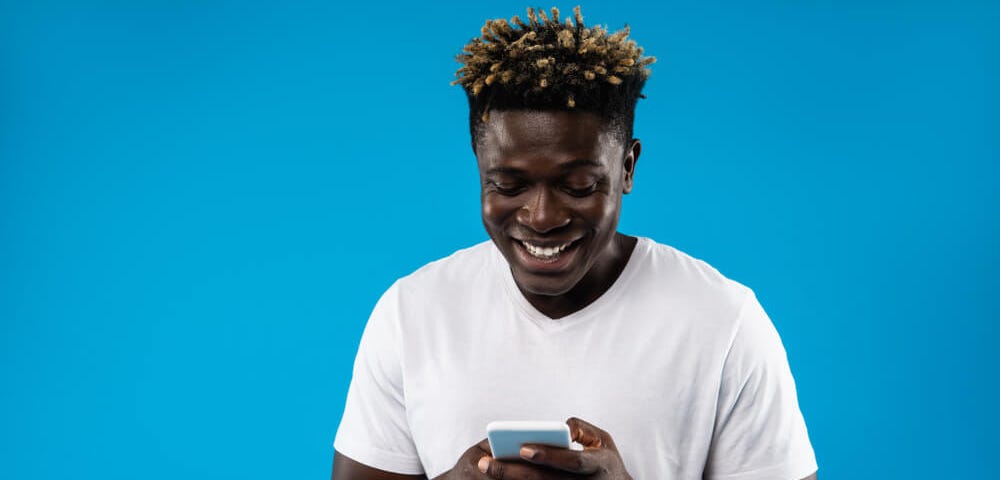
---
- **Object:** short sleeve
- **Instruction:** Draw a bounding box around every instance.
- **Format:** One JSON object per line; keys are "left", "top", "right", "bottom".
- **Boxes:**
{"left": 333, "top": 283, "right": 424, "bottom": 475}
{"left": 704, "top": 289, "right": 818, "bottom": 480}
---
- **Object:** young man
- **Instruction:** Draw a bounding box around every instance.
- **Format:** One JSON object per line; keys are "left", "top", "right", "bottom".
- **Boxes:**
{"left": 332, "top": 7, "right": 817, "bottom": 480}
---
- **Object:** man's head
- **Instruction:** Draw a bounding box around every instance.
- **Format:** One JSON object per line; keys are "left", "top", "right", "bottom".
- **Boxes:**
{"left": 453, "top": 6, "right": 654, "bottom": 150}
{"left": 474, "top": 110, "right": 639, "bottom": 298}
{"left": 454, "top": 7, "right": 653, "bottom": 304}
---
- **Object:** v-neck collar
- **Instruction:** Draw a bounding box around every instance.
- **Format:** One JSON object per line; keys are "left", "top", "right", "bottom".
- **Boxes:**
{"left": 491, "top": 236, "right": 649, "bottom": 332}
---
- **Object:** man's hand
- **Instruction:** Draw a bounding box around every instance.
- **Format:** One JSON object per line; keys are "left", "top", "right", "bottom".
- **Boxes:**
{"left": 431, "top": 438, "right": 493, "bottom": 479}
{"left": 436, "top": 417, "right": 632, "bottom": 480}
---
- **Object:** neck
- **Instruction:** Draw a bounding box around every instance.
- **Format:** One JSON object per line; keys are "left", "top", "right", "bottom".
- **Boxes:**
{"left": 520, "top": 233, "right": 638, "bottom": 319}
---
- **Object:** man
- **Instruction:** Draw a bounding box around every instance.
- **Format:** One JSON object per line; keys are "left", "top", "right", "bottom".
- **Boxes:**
{"left": 332, "top": 6, "right": 818, "bottom": 480}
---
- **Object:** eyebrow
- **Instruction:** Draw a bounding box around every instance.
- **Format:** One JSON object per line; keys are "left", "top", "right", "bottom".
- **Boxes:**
{"left": 485, "top": 158, "right": 604, "bottom": 176}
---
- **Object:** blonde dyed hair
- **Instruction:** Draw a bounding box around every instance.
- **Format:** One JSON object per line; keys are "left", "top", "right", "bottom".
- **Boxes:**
{"left": 453, "top": 6, "right": 655, "bottom": 122}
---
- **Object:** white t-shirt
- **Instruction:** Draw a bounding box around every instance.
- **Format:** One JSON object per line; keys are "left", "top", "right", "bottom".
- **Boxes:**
{"left": 334, "top": 237, "right": 817, "bottom": 479}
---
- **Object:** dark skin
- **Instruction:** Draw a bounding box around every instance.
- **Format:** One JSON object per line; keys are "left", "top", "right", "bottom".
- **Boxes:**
{"left": 475, "top": 110, "right": 637, "bottom": 319}
{"left": 331, "top": 110, "right": 818, "bottom": 480}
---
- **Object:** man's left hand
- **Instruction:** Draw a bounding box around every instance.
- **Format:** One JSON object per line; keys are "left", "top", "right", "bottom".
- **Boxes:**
{"left": 477, "top": 417, "right": 632, "bottom": 479}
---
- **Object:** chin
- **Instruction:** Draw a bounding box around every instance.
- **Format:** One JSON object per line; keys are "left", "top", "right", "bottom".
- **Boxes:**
{"left": 513, "top": 272, "right": 580, "bottom": 297}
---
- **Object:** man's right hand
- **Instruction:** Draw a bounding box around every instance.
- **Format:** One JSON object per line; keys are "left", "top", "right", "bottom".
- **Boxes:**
{"left": 432, "top": 439, "right": 493, "bottom": 479}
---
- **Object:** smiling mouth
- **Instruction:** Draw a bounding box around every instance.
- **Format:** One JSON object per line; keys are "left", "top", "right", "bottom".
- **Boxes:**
{"left": 516, "top": 239, "right": 579, "bottom": 264}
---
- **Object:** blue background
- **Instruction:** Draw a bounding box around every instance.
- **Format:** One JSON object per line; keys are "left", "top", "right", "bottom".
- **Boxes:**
{"left": 1, "top": 1, "right": 995, "bottom": 478}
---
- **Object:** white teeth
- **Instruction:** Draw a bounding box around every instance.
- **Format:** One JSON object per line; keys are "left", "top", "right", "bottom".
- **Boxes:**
{"left": 521, "top": 241, "right": 572, "bottom": 259}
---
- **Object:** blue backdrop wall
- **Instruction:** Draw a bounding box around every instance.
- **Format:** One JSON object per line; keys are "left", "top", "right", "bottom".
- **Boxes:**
{"left": 1, "top": 1, "right": 995, "bottom": 478}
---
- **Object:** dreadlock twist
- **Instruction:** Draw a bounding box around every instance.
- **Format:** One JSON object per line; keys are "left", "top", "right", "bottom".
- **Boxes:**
{"left": 454, "top": 6, "right": 655, "bottom": 147}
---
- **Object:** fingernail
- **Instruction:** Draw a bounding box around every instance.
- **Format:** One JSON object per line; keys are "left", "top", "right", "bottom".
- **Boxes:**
{"left": 520, "top": 446, "right": 536, "bottom": 459}
{"left": 478, "top": 457, "right": 490, "bottom": 473}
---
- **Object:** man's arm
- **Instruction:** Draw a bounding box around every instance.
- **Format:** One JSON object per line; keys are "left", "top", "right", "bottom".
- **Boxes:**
{"left": 331, "top": 450, "right": 428, "bottom": 480}
{"left": 704, "top": 290, "right": 818, "bottom": 480}
{"left": 334, "top": 284, "right": 427, "bottom": 478}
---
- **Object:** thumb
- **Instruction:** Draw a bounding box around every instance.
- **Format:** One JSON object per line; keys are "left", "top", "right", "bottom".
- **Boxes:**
{"left": 478, "top": 456, "right": 507, "bottom": 479}
{"left": 566, "top": 417, "right": 612, "bottom": 449}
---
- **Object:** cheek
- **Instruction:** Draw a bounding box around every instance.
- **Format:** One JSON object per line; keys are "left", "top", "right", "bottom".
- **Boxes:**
{"left": 481, "top": 194, "right": 516, "bottom": 225}
{"left": 582, "top": 195, "right": 620, "bottom": 220}
{"left": 604, "top": 196, "right": 622, "bottom": 218}
{"left": 575, "top": 197, "right": 622, "bottom": 234}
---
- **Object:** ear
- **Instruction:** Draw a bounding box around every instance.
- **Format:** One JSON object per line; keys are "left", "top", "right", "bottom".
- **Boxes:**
{"left": 622, "top": 139, "right": 641, "bottom": 194}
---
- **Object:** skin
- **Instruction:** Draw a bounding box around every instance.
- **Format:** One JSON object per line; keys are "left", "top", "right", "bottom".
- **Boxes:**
{"left": 474, "top": 110, "right": 638, "bottom": 319}
{"left": 331, "top": 110, "right": 818, "bottom": 480}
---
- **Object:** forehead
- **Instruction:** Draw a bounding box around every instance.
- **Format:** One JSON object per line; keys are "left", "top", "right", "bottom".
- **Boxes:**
{"left": 476, "top": 110, "right": 620, "bottom": 170}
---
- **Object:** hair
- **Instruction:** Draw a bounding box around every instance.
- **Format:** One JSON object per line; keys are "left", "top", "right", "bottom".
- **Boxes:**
{"left": 453, "top": 6, "right": 655, "bottom": 149}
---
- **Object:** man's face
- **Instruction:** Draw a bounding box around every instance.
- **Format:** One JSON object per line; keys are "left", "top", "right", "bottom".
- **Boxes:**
{"left": 475, "top": 110, "right": 637, "bottom": 297}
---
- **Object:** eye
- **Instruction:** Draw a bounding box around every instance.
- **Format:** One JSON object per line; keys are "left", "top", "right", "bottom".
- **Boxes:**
{"left": 488, "top": 180, "right": 526, "bottom": 196}
{"left": 561, "top": 182, "right": 599, "bottom": 197}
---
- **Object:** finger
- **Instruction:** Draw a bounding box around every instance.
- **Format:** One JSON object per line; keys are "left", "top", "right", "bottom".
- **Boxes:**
{"left": 469, "top": 440, "right": 493, "bottom": 478}
{"left": 479, "top": 457, "right": 575, "bottom": 480}
{"left": 479, "top": 457, "right": 520, "bottom": 479}
{"left": 519, "top": 443, "right": 602, "bottom": 475}
{"left": 477, "top": 455, "right": 497, "bottom": 477}
{"left": 565, "top": 417, "right": 608, "bottom": 448}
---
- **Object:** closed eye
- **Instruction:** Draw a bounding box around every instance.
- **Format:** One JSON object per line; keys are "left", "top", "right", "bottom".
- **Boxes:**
{"left": 487, "top": 180, "right": 527, "bottom": 196}
{"left": 562, "top": 183, "right": 599, "bottom": 197}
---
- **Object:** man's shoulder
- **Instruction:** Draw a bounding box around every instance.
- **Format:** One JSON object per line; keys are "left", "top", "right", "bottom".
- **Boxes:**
{"left": 638, "top": 237, "right": 747, "bottom": 294}
{"left": 631, "top": 237, "right": 751, "bottom": 323}
{"left": 393, "top": 240, "right": 497, "bottom": 293}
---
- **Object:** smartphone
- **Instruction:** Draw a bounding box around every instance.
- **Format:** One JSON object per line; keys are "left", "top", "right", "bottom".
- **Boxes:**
{"left": 486, "top": 420, "right": 576, "bottom": 460}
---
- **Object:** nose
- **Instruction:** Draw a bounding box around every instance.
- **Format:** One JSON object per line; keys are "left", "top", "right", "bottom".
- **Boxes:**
{"left": 516, "top": 186, "right": 571, "bottom": 234}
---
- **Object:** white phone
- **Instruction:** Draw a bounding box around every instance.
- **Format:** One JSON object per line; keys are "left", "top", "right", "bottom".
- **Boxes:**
{"left": 486, "top": 420, "right": 579, "bottom": 460}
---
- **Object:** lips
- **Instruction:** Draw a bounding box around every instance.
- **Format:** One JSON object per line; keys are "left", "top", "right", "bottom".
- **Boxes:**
{"left": 512, "top": 237, "right": 582, "bottom": 271}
